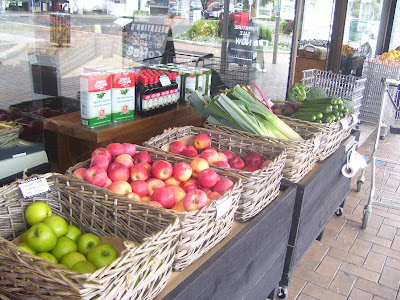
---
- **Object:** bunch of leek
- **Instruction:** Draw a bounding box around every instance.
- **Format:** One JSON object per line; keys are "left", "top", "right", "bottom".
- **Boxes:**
{"left": 188, "top": 85, "right": 303, "bottom": 141}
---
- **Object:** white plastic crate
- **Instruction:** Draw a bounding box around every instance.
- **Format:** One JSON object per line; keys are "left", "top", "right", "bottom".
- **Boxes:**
{"left": 360, "top": 57, "right": 400, "bottom": 126}
{"left": 302, "top": 69, "right": 366, "bottom": 111}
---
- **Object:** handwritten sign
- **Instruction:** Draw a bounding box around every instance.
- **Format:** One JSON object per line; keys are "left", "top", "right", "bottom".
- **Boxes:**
{"left": 123, "top": 22, "right": 170, "bottom": 62}
{"left": 19, "top": 177, "right": 50, "bottom": 198}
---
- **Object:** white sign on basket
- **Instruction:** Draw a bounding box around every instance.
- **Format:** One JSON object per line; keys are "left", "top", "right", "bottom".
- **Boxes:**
{"left": 340, "top": 119, "right": 349, "bottom": 130}
{"left": 19, "top": 177, "right": 50, "bottom": 198}
{"left": 313, "top": 137, "right": 321, "bottom": 152}
{"left": 215, "top": 195, "right": 232, "bottom": 220}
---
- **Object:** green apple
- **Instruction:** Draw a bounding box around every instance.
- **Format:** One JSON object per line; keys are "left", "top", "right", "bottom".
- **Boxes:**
{"left": 43, "top": 215, "right": 68, "bottom": 238}
{"left": 65, "top": 224, "right": 82, "bottom": 242}
{"left": 71, "top": 260, "right": 97, "bottom": 274}
{"left": 87, "top": 243, "right": 118, "bottom": 270}
{"left": 18, "top": 241, "right": 36, "bottom": 255}
{"left": 25, "top": 202, "right": 52, "bottom": 226}
{"left": 58, "top": 263, "right": 68, "bottom": 269}
{"left": 60, "top": 251, "right": 86, "bottom": 269}
{"left": 20, "top": 231, "right": 27, "bottom": 243}
{"left": 50, "top": 236, "right": 77, "bottom": 262}
{"left": 26, "top": 223, "right": 57, "bottom": 253}
{"left": 37, "top": 252, "right": 58, "bottom": 264}
{"left": 76, "top": 233, "right": 101, "bottom": 256}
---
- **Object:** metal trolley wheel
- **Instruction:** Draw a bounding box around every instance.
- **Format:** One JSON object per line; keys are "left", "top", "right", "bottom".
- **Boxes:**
{"left": 277, "top": 286, "right": 288, "bottom": 299}
{"left": 335, "top": 207, "right": 344, "bottom": 216}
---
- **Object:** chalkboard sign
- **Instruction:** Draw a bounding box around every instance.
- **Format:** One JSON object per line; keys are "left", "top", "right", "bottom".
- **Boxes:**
{"left": 227, "top": 17, "right": 258, "bottom": 63}
{"left": 123, "top": 22, "right": 170, "bottom": 63}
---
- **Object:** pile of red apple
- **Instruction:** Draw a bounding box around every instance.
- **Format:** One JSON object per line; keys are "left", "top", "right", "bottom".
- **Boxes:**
{"left": 169, "top": 133, "right": 272, "bottom": 172}
{"left": 73, "top": 142, "right": 235, "bottom": 212}
{"left": 18, "top": 201, "right": 118, "bottom": 274}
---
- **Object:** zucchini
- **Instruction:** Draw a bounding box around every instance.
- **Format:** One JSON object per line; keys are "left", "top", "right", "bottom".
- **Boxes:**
{"left": 330, "top": 110, "right": 340, "bottom": 117}
{"left": 303, "top": 97, "right": 337, "bottom": 104}
{"left": 299, "top": 106, "right": 333, "bottom": 114}
{"left": 337, "top": 104, "right": 344, "bottom": 112}
{"left": 332, "top": 104, "right": 338, "bottom": 111}
{"left": 321, "top": 115, "right": 333, "bottom": 123}
{"left": 325, "top": 113, "right": 337, "bottom": 121}
{"left": 292, "top": 113, "right": 317, "bottom": 122}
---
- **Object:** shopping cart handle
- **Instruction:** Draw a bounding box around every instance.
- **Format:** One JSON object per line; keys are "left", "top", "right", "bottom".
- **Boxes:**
{"left": 382, "top": 78, "right": 400, "bottom": 87}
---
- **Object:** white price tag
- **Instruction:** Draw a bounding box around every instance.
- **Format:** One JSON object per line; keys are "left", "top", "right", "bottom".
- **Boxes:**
{"left": 313, "top": 137, "right": 321, "bottom": 152}
{"left": 159, "top": 75, "right": 171, "bottom": 87}
{"left": 19, "top": 177, "right": 50, "bottom": 198}
{"left": 352, "top": 114, "right": 359, "bottom": 125}
{"left": 215, "top": 195, "right": 232, "bottom": 220}
{"left": 340, "top": 119, "right": 349, "bottom": 130}
{"left": 305, "top": 46, "right": 315, "bottom": 52}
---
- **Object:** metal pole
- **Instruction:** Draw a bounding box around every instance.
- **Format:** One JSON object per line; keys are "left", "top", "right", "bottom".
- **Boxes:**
{"left": 221, "top": 0, "right": 231, "bottom": 62}
{"left": 272, "top": 0, "right": 281, "bottom": 64}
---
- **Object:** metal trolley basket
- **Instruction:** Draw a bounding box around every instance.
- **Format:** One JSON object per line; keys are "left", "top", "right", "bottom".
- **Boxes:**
{"left": 359, "top": 78, "right": 400, "bottom": 229}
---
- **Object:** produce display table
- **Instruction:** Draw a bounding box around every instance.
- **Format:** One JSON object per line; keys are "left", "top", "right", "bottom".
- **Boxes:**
{"left": 43, "top": 105, "right": 204, "bottom": 173}
{"left": 279, "top": 131, "right": 360, "bottom": 293}
{"left": 156, "top": 184, "right": 297, "bottom": 300}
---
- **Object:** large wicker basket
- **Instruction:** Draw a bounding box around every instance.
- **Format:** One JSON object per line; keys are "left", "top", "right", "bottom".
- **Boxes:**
{"left": 0, "top": 121, "right": 22, "bottom": 149}
{"left": 204, "top": 118, "right": 322, "bottom": 183}
{"left": 280, "top": 114, "right": 358, "bottom": 161}
{"left": 144, "top": 126, "right": 286, "bottom": 222}
{"left": 66, "top": 146, "right": 243, "bottom": 271}
{"left": 0, "top": 173, "right": 181, "bottom": 300}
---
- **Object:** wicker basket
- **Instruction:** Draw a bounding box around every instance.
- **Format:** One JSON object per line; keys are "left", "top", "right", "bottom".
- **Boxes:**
{"left": 204, "top": 118, "right": 322, "bottom": 183}
{"left": 280, "top": 114, "right": 358, "bottom": 161}
{"left": 144, "top": 126, "right": 286, "bottom": 222}
{"left": 0, "top": 173, "right": 181, "bottom": 300}
{"left": 66, "top": 146, "right": 242, "bottom": 271}
{"left": 0, "top": 122, "right": 22, "bottom": 149}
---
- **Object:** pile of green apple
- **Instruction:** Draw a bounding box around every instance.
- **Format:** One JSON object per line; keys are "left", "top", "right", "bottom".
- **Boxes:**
{"left": 18, "top": 201, "right": 118, "bottom": 274}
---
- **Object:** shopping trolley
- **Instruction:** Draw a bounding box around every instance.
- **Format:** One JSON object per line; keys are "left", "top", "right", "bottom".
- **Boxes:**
{"left": 359, "top": 78, "right": 400, "bottom": 229}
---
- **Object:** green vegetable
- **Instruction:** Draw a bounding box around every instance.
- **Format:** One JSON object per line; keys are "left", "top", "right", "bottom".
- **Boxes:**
{"left": 287, "top": 83, "right": 307, "bottom": 103}
{"left": 321, "top": 115, "right": 333, "bottom": 123}
{"left": 303, "top": 97, "right": 337, "bottom": 104}
{"left": 292, "top": 113, "right": 317, "bottom": 121}
{"left": 306, "top": 87, "right": 328, "bottom": 100}
{"left": 341, "top": 99, "right": 355, "bottom": 114}
{"left": 300, "top": 106, "right": 333, "bottom": 114}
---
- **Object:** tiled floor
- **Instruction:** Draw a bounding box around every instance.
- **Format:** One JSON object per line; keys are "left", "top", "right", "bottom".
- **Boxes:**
{"left": 285, "top": 128, "right": 400, "bottom": 300}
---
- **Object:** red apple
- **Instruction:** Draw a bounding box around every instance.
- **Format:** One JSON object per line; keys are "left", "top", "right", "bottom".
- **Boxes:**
{"left": 171, "top": 202, "right": 187, "bottom": 212}
{"left": 260, "top": 160, "right": 272, "bottom": 169}
{"left": 90, "top": 154, "right": 110, "bottom": 171}
{"left": 91, "top": 148, "right": 112, "bottom": 163}
{"left": 152, "top": 160, "right": 173, "bottom": 180}
{"left": 198, "top": 168, "right": 220, "bottom": 188}
{"left": 166, "top": 185, "right": 186, "bottom": 203}
{"left": 193, "top": 134, "right": 211, "bottom": 150}
{"left": 141, "top": 195, "right": 151, "bottom": 203}
{"left": 228, "top": 157, "right": 245, "bottom": 170}
{"left": 217, "top": 152, "right": 228, "bottom": 163}
{"left": 165, "top": 176, "right": 181, "bottom": 186}
{"left": 243, "top": 165, "right": 260, "bottom": 172}
{"left": 213, "top": 179, "right": 234, "bottom": 195}
{"left": 223, "top": 150, "right": 235, "bottom": 160}
{"left": 181, "top": 149, "right": 199, "bottom": 157}
{"left": 183, "top": 189, "right": 208, "bottom": 211}
{"left": 129, "top": 164, "right": 149, "bottom": 181}
{"left": 214, "top": 161, "right": 231, "bottom": 168}
{"left": 169, "top": 141, "right": 187, "bottom": 154}
{"left": 73, "top": 168, "right": 86, "bottom": 180}
{"left": 122, "top": 143, "right": 136, "bottom": 157}
{"left": 208, "top": 191, "right": 222, "bottom": 201}
{"left": 152, "top": 187, "right": 175, "bottom": 209}
{"left": 126, "top": 192, "right": 141, "bottom": 201}
{"left": 190, "top": 158, "right": 209, "bottom": 178}
{"left": 147, "top": 178, "right": 165, "bottom": 196}
{"left": 180, "top": 178, "right": 199, "bottom": 193}
{"left": 102, "top": 177, "right": 112, "bottom": 189}
{"left": 200, "top": 149, "right": 219, "bottom": 164}
{"left": 186, "top": 145, "right": 198, "bottom": 155}
{"left": 244, "top": 152, "right": 263, "bottom": 168}
{"left": 114, "top": 154, "right": 134, "bottom": 169}
{"left": 83, "top": 167, "right": 107, "bottom": 187}
{"left": 108, "top": 180, "right": 132, "bottom": 195}
{"left": 133, "top": 151, "right": 152, "bottom": 165}
{"left": 200, "top": 188, "right": 212, "bottom": 196}
{"left": 173, "top": 162, "right": 193, "bottom": 182}
{"left": 204, "top": 146, "right": 218, "bottom": 152}
{"left": 130, "top": 180, "right": 149, "bottom": 196}
{"left": 106, "top": 143, "right": 125, "bottom": 157}
{"left": 107, "top": 162, "right": 130, "bottom": 182}
{"left": 147, "top": 201, "right": 163, "bottom": 207}
{"left": 137, "top": 162, "right": 152, "bottom": 174}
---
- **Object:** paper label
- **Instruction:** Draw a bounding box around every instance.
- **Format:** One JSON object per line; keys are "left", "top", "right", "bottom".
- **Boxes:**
{"left": 305, "top": 46, "right": 315, "bottom": 52}
{"left": 159, "top": 75, "right": 171, "bottom": 87}
{"left": 340, "top": 119, "right": 349, "bottom": 129}
{"left": 215, "top": 195, "right": 232, "bottom": 220}
{"left": 352, "top": 114, "right": 359, "bottom": 125}
{"left": 19, "top": 177, "right": 50, "bottom": 198}
{"left": 313, "top": 137, "right": 321, "bottom": 152}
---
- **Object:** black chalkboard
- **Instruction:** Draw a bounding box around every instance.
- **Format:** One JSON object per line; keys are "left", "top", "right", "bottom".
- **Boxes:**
{"left": 122, "top": 22, "right": 170, "bottom": 63}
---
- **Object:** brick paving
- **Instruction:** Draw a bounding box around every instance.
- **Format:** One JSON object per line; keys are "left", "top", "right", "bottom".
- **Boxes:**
{"left": 286, "top": 131, "right": 400, "bottom": 300}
